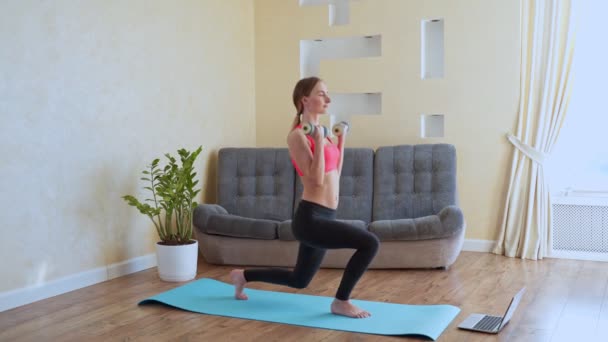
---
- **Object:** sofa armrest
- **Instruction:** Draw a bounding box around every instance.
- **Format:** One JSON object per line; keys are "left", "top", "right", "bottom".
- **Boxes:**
{"left": 193, "top": 204, "right": 228, "bottom": 234}
{"left": 369, "top": 205, "right": 464, "bottom": 241}
{"left": 438, "top": 205, "right": 465, "bottom": 234}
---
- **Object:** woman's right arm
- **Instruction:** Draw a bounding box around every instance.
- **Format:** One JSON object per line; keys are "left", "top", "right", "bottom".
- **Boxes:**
{"left": 287, "top": 128, "right": 325, "bottom": 186}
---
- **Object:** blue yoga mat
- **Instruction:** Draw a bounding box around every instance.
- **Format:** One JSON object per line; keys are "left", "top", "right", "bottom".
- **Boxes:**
{"left": 139, "top": 278, "right": 460, "bottom": 340}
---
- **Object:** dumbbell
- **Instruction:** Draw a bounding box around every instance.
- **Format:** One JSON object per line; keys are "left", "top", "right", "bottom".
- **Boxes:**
{"left": 301, "top": 122, "right": 329, "bottom": 137}
{"left": 332, "top": 121, "right": 349, "bottom": 136}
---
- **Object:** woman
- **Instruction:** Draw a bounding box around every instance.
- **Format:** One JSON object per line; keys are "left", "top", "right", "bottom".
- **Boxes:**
{"left": 230, "top": 77, "right": 379, "bottom": 318}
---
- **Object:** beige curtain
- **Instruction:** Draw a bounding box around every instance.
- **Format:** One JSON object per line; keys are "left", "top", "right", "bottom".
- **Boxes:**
{"left": 493, "top": 0, "right": 575, "bottom": 260}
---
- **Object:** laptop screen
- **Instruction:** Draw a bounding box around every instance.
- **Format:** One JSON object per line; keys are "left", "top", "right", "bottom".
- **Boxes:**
{"left": 499, "top": 287, "right": 526, "bottom": 329}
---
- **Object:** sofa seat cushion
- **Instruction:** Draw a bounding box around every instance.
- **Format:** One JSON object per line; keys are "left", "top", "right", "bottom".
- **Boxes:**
{"left": 277, "top": 220, "right": 294, "bottom": 241}
{"left": 369, "top": 206, "right": 464, "bottom": 241}
{"left": 277, "top": 219, "right": 368, "bottom": 241}
{"left": 205, "top": 214, "right": 278, "bottom": 240}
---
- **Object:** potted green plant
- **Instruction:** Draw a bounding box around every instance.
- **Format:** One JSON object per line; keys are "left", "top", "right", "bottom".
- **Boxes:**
{"left": 123, "top": 146, "right": 203, "bottom": 282}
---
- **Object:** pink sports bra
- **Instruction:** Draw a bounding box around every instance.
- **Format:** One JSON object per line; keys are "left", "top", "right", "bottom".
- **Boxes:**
{"left": 292, "top": 124, "right": 341, "bottom": 177}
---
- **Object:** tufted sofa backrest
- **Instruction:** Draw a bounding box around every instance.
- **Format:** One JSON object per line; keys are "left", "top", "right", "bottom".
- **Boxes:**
{"left": 372, "top": 144, "right": 457, "bottom": 220}
{"left": 216, "top": 145, "right": 457, "bottom": 223}
{"left": 218, "top": 148, "right": 295, "bottom": 221}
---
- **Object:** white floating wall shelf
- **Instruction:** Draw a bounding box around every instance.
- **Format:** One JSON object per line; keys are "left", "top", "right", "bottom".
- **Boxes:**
{"left": 421, "top": 18, "right": 445, "bottom": 79}
{"left": 300, "top": 35, "right": 381, "bottom": 77}
{"left": 299, "top": 0, "right": 359, "bottom": 26}
{"left": 420, "top": 114, "right": 445, "bottom": 138}
{"left": 329, "top": 93, "right": 382, "bottom": 119}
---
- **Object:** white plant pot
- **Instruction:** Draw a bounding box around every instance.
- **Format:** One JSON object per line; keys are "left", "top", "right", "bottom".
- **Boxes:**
{"left": 155, "top": 240, "right": 199, "bottom": 282}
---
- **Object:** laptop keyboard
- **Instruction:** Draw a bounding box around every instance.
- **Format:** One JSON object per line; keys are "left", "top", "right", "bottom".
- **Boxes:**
{"left": 473, "top": 315, "right": 502, "bottom": 331}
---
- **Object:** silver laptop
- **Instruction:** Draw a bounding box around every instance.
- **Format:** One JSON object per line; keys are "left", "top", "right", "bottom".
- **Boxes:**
{"left": 458, "top": 287, "right": 526, "bottom": 334}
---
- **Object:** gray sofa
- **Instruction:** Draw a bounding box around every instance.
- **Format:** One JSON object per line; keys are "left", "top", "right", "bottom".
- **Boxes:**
{"left": 193, "top": 144, "right": 465, "bottom": 269}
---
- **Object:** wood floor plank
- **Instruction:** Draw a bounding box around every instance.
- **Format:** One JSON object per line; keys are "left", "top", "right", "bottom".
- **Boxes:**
{"left": 2, "top": 251, "right": 608, "bottom": 341}
{"left": 547, "top": 260, "right": 608, "bottom": 342}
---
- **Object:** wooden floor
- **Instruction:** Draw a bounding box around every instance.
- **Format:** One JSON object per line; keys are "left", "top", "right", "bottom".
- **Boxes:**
{"left": 2, "top": 251, "right": 608, "bottom": 342}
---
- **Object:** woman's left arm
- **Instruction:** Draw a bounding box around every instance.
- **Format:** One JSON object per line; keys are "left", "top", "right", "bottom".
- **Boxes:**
{"left": 337, "top": 132, "right": 346, "bottom": 176}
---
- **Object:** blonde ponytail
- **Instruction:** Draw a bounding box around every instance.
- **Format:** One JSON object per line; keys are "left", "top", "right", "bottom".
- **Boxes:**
{"left": 290, "top": 113, "right": 301, "bottom": 131}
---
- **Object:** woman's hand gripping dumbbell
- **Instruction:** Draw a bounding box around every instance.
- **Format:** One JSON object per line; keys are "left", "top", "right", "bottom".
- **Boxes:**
{"left": 332, "top": 121, "right": 349, "bottom": 137}
{"left": 301, "top": 122, "right": 330, "bottom": 138}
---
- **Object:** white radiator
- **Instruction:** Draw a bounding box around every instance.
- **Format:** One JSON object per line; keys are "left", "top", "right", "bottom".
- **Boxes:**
{"left": 550, "top": 193, "right": 608, "bottom": 261}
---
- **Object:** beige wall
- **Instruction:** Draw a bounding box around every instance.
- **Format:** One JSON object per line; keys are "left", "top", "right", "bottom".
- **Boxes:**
{"left": 255, "top": 0, "right": 520, "bottom": 241}
{"left": 0, "top": 0, "right": 255, "bottom": 293}
{"left": 0, "top": 0, "right": 520, "bottom": 296}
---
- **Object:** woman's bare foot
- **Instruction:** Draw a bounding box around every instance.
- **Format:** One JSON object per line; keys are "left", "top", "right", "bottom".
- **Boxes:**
{"left": 229, "top": 269, "right": 248, "bottom": 300}
{"left": 331, "top": 299, "right": 371, "bottom": 318}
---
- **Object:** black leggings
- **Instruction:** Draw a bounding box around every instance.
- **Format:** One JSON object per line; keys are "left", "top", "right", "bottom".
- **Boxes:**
{"left": 243, "top": 200, "right": 379, "bottom": 300}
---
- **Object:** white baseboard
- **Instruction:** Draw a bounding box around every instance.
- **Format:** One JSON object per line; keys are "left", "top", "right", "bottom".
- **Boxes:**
{"left": 462, "top": 239, "right": 495, "bottom": 252}
{"left": 462, "top": 240, "right": 608, "bottom": 261}
{"left": 0, "top": 253, "right": 156, "bottom": 313}
{"left": 106, "top": 253, "right": 157, "bottom": 280}
{"left": 548, "top": 250, "right": 608, "bottom": 262}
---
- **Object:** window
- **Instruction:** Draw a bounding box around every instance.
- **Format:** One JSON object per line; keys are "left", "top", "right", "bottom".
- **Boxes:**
{"left": 547, "top": 1, "right": 608, "bottom": 195}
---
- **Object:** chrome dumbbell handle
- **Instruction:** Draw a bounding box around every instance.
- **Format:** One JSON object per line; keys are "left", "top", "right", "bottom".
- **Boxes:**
{"left": 301, "top": 122, "right": 329, "bottom": 137}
